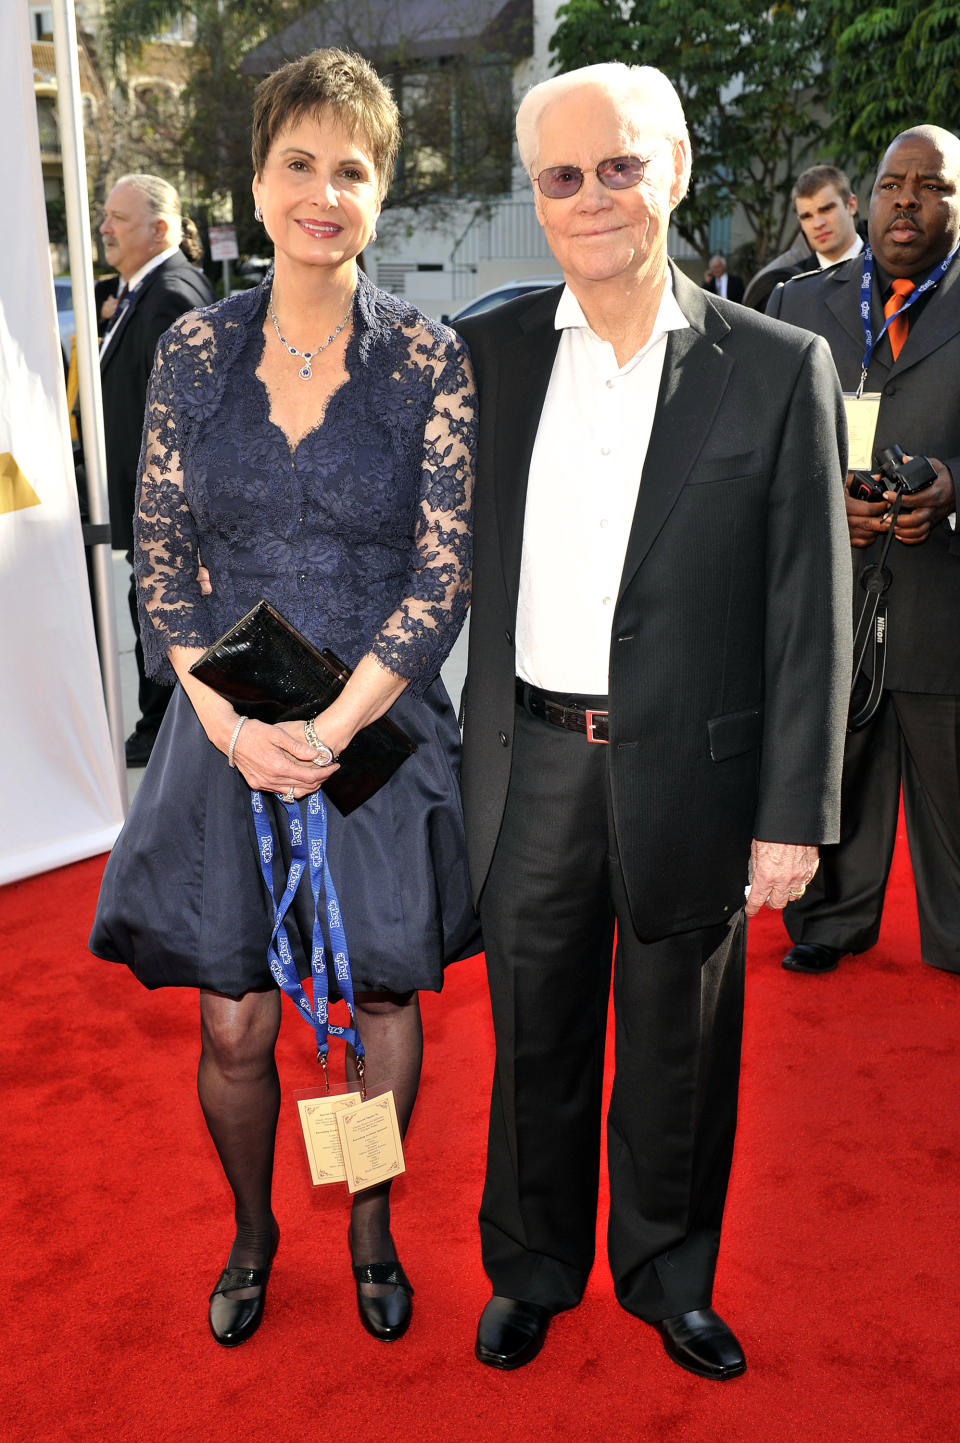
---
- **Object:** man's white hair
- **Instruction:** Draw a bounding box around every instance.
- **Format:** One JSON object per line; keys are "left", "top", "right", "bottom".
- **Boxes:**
{"left": 516, "top": 63, "right": 691, "bottom": 202}
{"left": 113, "top": 173, "right": 183, "bottom": 245}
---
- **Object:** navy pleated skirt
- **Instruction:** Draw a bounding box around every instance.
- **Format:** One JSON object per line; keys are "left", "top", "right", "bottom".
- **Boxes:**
{"left": 90, "top": 680, "right": 480, "bottom": 997}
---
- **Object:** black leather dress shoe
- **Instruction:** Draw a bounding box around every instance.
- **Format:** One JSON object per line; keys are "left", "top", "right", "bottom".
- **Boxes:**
{"left": 352, "top": 1259, "right": 414, "bottom": 1342}
{"left": 475, "top": 1295, "right": 553, "bottom": 1369}
{"left": 654, "top": 1308, "right": 745, "bottom": 1380}
{"left": 124, "top": 728, "right": 158, "bottom": 768}
{"left": 781, "top": 942, "right": 843, "bottom": 973}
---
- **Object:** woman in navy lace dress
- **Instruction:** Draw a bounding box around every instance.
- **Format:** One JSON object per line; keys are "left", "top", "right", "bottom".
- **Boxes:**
{"left": 91, "top": 50, "right": 477, "bottom": 1349}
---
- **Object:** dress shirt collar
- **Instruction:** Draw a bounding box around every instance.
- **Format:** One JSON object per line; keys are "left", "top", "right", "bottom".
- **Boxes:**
{"left": 554, "top": 273, "right": 688, "bottom": 370}
{"left": 816, "top": 234, "right": 863, "bottom": 268}
{"left": 124, "top": 244, "right": 180, "bottom": 293}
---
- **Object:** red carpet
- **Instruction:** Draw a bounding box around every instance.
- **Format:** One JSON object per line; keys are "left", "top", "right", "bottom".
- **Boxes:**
{"left": 2, "top": 824, "right": 958, "bottom": 1442}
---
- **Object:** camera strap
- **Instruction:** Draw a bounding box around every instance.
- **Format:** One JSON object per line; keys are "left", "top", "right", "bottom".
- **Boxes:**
{"left": 848, "top": 493, "right": 902, "bottom": 731}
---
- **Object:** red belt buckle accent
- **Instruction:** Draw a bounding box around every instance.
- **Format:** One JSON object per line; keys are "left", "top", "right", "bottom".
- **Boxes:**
{"left": 585, "top": 709, "right": 609, "bottom": 744}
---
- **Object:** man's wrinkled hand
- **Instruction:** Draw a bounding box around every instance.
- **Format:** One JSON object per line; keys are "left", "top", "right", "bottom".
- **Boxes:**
{"left": 744, "top": 840, "right": 819, "bottom": 917}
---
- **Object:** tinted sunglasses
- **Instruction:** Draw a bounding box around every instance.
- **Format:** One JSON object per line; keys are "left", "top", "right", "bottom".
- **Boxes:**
{"left": 535, "top": 155, "right": 647, "bottom": 199}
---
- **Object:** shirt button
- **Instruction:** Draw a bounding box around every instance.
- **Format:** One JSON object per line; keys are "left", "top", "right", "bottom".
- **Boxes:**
{"left": 498, "top": 730, "right": 509, "bottom": 746}
{"left": 600, "top": 446, "right": 611, "bottom": 457}
{"left": 602, "top": 596, "right": 612, "bottom": 607}
{"left": 606, "top": 379, "right": 615, "bottom": 389}
{"left": 600, "top": 518, "right": 609, "bottom": 529}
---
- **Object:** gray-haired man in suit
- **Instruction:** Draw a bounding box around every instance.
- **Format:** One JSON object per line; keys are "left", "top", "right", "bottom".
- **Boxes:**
{"left": 456, "top": 63, "right": 851, "bottom": 1381}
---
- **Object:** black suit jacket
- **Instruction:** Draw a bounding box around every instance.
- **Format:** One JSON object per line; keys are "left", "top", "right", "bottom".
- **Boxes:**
{"left": 767, "top": 256, "right": 960, "bottom": 694}
{"left": 744, "top": 255, "right": 817, "bottom": 313}
{"left": 100, "top": 250, "right": 214, "bottom": 551}
{"left": 457, "top": 267, "right": 851, "bottom": 940}
{"left": 703, "top": 272, "right": 745, "bottom": 303}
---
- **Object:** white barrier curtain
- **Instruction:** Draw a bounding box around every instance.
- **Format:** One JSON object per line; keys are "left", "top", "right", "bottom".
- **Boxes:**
{"left": 0, "top": 4, "right": 123, "bottom": 885}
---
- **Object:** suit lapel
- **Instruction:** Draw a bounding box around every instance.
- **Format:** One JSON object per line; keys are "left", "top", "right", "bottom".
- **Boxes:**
{"left": 100, "top": 262, "right": 163, "bottom": 372}
{"left": 617, "top": 270, "right": 734, "bottom": 601}
{"left": 891, "top": 250, "right": 960, "bottom": 374}
{"left": 494, "top": 290, "right": 562, "bottom": 618}
{"left": 824, "top": 258, "right": 870, "bottom": 354}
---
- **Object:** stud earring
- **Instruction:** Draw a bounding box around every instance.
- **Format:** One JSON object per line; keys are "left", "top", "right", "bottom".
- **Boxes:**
{"left": 254, "top": 205, "right": 263, "bottom": 223}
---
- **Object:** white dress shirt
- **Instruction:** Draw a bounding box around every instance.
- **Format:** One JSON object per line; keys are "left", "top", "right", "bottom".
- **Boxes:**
{"left": 516, "top": 278, "right": 689, "bottom": 694}
{"left": 816, "top": 234, "right": 864, "bottom": 267}
{"left": 99, "top": 244, "right": 180, "bottom": 360}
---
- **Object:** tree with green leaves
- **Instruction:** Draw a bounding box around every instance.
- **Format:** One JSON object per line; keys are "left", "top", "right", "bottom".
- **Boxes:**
{"left": 548, "top": 0, "right": 832, "bottom": 270}
{"left": 102, "top": 0, "right": 519, "bottom": 259}
{"left": 103, "top": 1, "right": 297, "bottom": 259}
{"left": 824, "top": 2, "right": 960, "bottom": 177}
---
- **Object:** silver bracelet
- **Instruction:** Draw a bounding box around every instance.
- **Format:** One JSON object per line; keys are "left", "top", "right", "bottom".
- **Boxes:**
{"left": 227, "top": 715, "right": 248, "bottom": 768}
{"left": 304, "top": 717, "right": 338, "bottom": 767}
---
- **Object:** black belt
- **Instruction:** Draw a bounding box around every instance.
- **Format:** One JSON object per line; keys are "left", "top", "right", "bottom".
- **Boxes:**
{"left": 515, "top": 678, "right": 609, "bottom": 743}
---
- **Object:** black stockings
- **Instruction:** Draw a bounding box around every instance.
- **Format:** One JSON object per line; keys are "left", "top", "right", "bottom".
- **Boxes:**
{"left": 347, "top": 990, "right": 423, "bottom": 1276}
{"left": 198, "top": 987, "right": 282, "bottom": 1273}
{"left": 197, "top": 985, "right": 423, "bottom": 1281}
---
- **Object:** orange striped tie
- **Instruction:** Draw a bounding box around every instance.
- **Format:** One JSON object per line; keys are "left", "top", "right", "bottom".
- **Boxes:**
{"left": 884, "top": 277, "right": 915, "bottom": 361}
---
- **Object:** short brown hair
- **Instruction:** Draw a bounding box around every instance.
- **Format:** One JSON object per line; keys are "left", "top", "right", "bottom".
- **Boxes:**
{"left": 251, "top": 48, "right": 400, "bottom": 199}
{"left": 792, "top": 164, "right": 853, "bottom": 207}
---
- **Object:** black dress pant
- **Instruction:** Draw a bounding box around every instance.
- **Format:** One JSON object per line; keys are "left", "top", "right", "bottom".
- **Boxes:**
{"left": 785, "top": 690, "right": 960, "bottom": 973}
{"left": 478, "top": 701, "right": 746, "bottom": 1322}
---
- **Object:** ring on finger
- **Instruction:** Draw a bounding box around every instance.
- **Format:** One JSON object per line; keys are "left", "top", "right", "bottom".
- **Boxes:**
{"left": 283, "top": 786, "right": 296, "bottom": 803}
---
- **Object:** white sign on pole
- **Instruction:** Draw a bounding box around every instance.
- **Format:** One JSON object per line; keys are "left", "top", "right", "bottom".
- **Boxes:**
{"left": 208, "top": 225, "right": 239, "bottom": 261}
{"left": 0, "top": 5, "right": 124, "bottom": 885}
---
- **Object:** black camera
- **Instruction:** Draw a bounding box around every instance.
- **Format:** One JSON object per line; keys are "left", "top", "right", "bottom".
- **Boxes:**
{"left": 848, "top": 445, "right": 937, "bottom": 503}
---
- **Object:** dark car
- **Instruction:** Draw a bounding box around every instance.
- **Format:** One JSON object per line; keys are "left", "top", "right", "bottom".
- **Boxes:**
{"left": 443, "top": 275, "right": 561, "bottom": 324}
{"left": 54, "top": 276, "right": 75, "bottom": 363}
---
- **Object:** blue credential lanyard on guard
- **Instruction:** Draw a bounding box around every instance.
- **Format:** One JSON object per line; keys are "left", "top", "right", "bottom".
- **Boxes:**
{"left": 857, "top": 242, "right": 958, "bottom": 394}
{"left": 250, "top": 788, "right": 365, "bottom": 1093}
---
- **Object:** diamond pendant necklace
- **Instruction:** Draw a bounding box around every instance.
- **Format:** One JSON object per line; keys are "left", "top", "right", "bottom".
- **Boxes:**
{"left": 269, "top": 289, "right": 354, "bottom": 380}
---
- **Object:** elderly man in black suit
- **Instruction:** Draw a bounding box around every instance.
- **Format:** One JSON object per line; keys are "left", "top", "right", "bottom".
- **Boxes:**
{"left": 456, "top": 63, "right": 851, "bottom": 1382}
{"left": 702, "top": 252, "right": 744, "bottom": 302}
{"left": 99, "top": 173, "right": 214, "bottom": 765}
{"left": 768, "top": 125, "right": 960, "bottom": 977}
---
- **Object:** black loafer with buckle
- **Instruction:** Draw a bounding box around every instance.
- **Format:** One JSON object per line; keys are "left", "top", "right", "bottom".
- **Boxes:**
{"left": 208, "top": 1223, "right": 279, "bottom": 1348}
{"left": 352, "top": 1260, "right": 414, "bottom": 1341}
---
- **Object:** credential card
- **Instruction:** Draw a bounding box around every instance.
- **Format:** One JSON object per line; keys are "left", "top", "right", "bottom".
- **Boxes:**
{"left": 335, "top": 1089, "right": 406, "bottom": 1194}
{"left": 843, "top": 392, "right": 882, "bottom": 471}
{"left": 297, "top": 1092, "right": 362, "bottom": 1186}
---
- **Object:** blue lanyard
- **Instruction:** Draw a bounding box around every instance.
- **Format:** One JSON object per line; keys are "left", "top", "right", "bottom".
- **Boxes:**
{"left": 858, "top": 242, "right": 957, "bottom": 391}
{"left": 250, "top": 788, "right": 365, "bottom": 1092}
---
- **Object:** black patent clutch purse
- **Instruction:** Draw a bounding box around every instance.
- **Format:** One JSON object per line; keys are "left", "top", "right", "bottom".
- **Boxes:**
{"left": 189, "top": 600, "right": 417, "bottom": 816}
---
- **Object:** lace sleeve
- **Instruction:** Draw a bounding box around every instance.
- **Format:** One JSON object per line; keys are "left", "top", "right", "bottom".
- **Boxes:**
{"left": 368, "top": 327, "right": 476, "bottom": 696}
{"left": 133, "top": 315, "right": 214, "bottom": 684}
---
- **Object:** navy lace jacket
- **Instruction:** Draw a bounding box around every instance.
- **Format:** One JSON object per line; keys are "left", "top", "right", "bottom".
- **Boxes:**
{"left": 134, "top": 270, "right": 476, "bottom": 697}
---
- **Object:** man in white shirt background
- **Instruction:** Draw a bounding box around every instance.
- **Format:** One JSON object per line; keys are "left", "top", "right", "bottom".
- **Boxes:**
{"left": 702, "top": 252, "right": 745, "bottom": 302}
{"left": 792, "top": 164, "right": 864, "bottom": 268}
{"left": 745, "top": 164, "right": 863, "bottom": 311}
{"left": 97, "top": 174, "right": 213, "bottom": 766}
